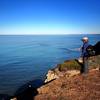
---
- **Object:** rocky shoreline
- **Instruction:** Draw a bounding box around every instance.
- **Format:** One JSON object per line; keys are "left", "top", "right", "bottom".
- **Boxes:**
{"left": 35, "top": 68, "right": 100, "bottom": 100}
{"left": 34, "top": 55, "right": 100, "bottom": 100}
{"left": 10, "top": 55, "right": 100, "bottom": 100}
{"left": 44, "top": 55, "right": 100, "bottom": 83}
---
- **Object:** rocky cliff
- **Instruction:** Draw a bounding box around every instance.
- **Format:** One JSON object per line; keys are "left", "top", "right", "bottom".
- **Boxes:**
{"left": 44, "top": 55, "right": 100, "bottom": 83}
{"left": 34, "top": 55, "right": 100, "bottom": 100}
{"left": 10, "top": 55, "right": 100, "bottom": 100}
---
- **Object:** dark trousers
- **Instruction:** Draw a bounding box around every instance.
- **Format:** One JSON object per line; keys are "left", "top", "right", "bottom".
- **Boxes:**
{"left": 81, "top": 57, "right": 88, "bottom": 74}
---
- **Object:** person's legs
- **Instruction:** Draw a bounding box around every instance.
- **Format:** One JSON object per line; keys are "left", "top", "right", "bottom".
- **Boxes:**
{"left": 83, "top": 57, "right": 88, "bottom": 74}
{"left": 81, "top": 61, "right": 84, "bottom": 73}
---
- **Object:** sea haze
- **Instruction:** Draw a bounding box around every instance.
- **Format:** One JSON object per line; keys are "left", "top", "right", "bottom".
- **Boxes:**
{"left": 0, "top": 34, "right": 100, "bottom": 95}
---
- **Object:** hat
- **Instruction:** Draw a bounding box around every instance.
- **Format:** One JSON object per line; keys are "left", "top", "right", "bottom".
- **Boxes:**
{"left": 82, "top": 37, "right": 88, "bottom": 41}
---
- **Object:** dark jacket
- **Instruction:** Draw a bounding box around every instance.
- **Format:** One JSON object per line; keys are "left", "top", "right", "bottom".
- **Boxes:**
{"left": 82, "top": 42, "right": 89, "bottom": 57}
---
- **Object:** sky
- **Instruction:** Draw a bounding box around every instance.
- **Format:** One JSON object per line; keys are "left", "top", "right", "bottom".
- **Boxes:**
{"left": 0, "top": 0, "right": 100, "bottom": 35}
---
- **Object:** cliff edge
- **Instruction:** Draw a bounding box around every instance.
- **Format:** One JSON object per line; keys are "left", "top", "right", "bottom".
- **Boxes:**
{"left": 34, "top": 55, "right": 100, "bottom": 100}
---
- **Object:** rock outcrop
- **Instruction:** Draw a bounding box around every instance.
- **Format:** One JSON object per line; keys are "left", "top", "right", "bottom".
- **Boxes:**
{"left": 44, "top": 59, "right": 81, "bottom": 83}
{"left": 34, "top": 55, "right": 100, "bottom": 100}
{"left": 44, "top": 55, "right": 100, "bottom": 83}
{"left": 35, "top": 68, "right": 100, "bottom": 100}
{"left": 10, "top": 55, "right": 100, "bottom": 100}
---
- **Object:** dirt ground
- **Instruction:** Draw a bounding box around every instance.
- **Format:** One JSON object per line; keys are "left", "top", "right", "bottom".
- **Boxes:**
{"left": 35, "top": 69, "right": 100, "bottom": 100}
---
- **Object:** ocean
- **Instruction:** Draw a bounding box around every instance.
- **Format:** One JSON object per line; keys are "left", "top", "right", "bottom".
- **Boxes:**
{"left": 0, "top": 34, "right": 100, "bottom": 96}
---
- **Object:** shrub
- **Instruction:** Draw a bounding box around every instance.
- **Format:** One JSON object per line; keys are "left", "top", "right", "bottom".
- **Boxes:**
{"left": 59, "top": 59, "right": 81, "bottom": 71}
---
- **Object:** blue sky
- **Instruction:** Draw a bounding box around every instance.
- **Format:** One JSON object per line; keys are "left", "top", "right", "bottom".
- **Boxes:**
{"left": 0, "top": 0, "right": 100, "bottom": 34}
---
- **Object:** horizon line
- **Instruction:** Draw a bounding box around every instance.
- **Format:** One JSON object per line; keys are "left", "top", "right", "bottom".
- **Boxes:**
{"left": 0, "top": 33, "right": 99, "bottom": 35}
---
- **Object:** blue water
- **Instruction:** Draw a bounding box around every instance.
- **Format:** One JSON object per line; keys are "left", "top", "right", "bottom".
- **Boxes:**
{"left": 0, "top": 34, "right": 100, "bottom": 95}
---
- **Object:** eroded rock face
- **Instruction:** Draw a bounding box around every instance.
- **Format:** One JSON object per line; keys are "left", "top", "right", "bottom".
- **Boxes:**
{"left": 44, "top": 59, "right": 81, "bottom": 83}
{"left": 35, "top": 69, "right": 100, "bottom": 100}
{"left": 44, "top": 55, "right": 100, "bottom": 83}
{"left": 65, "top": 70, "right": 80, "bottom": 78}
{"left": 44, "top": 69, "right": 60, "bottom": 83}
{"left": 44, "top": 69, "right": 80, "bottom": 83}
{"left": 10, "top": 97, "right": 17, "bottom": 100}
{"left": 88, "top": 55, "right": 100, "bottom": 69}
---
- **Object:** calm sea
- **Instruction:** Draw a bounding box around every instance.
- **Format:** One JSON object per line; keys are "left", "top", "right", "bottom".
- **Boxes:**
{"left": 0, "top": 34, "right": 100, "bottom": 95}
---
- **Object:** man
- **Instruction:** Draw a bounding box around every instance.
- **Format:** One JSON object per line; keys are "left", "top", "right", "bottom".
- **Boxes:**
{"left": 81, "top": 37, "right": 90, "bottom": 74}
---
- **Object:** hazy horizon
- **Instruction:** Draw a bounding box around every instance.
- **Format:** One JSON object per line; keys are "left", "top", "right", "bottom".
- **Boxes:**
{"left": 0, "top": 33, "right": 99, "bottom": 35}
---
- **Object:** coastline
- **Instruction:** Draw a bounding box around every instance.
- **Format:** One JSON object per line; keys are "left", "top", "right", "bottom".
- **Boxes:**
{"left": 44, "top": 55, "right": 100, "bottom": 83}
{"left": 0, "top": 35, "right": 100, "bottom": 97}
{"left": 10, "top": 55, "right": 100, "bottom": 100}
{"left": 34, "top": 55, "right": 100, "bottom": 100}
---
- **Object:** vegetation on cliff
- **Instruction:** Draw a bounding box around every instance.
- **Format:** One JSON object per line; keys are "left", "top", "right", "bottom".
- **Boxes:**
{"left": 10, "top": 55, "right": 100, "bottom": 100}
{"left": 35, "top": 55, "right": 100, "bottom": 100}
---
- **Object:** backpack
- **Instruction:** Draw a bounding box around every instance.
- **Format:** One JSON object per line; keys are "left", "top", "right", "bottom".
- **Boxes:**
{"left": 94, "top": 41, "right": 100, "bottom": 55}
{"left": 86, "top": 45, "right": 95, "bottom": 56}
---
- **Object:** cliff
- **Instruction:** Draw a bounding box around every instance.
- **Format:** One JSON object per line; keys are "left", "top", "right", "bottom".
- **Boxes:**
{"left": 10, "top": 55, "right": 100, "bottom": 100}
{"left": 34, "top": 55, "right": 100, "bottom": 100}
{"left": 44, "top": 55, "right": 100, "bottom": 83}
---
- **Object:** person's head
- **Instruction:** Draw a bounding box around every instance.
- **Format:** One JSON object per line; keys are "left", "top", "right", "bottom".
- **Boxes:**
{"left": 82, "top": 37, "right": 89, "bottom": 43}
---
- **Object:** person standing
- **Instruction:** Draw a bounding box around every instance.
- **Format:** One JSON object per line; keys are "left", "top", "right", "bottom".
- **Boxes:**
{"left": 81, "top": 37, "right": 90, "bottom": 74}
